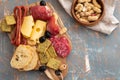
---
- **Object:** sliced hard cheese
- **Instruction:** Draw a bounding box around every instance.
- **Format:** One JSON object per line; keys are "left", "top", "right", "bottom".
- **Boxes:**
{"left": 10, "top": 45, "right": 33, "bottom": 69}
{"left": 21, "top": 16, "right": 34, "bottom": 38}
{"left": 30, "top": 20, "right": 47, "bottom": 41}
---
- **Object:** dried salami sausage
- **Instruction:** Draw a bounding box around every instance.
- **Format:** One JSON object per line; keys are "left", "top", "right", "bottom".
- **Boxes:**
{"left": 11, "top": 6, "right": 28, "bottom": 46}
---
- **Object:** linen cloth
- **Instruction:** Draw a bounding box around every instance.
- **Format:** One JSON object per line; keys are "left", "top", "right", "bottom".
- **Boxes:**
{"left": 58, "top": 0, "right": 119, "bottom": 34}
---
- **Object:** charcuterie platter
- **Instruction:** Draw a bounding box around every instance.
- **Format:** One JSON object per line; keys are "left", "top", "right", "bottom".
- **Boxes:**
{"left": 0, "top": 1, "right": 72, "bottom": 80}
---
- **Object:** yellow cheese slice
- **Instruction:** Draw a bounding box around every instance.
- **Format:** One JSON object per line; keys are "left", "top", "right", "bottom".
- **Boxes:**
{"left": 30, "top": 20, "right": 47, "bottom": 41}
{"left": 21, "top": 16, "right": 34, "bottom": 38}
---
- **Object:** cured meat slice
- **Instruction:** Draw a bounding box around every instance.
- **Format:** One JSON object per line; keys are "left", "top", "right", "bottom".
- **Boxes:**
{"left": 50, "top": 36, "right": 71, "bottom": 58}
{"left": 30, "top": 5, "right": 53, "bottom": 21}
{"left": 47, "top": 15, "right": 60, "bottom": 36}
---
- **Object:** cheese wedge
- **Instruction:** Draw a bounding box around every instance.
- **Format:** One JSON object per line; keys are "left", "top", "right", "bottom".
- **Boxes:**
{"left": 30, "top": 20, "right": 47, "bottom": 41}
{"left": 21, "top": 16, "right": 34, "bottom": 38}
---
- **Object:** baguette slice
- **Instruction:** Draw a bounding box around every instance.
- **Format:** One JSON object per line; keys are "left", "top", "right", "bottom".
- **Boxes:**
{"left": 10, "top": 45, "right": 33, "bottom": 69}
{"left": 23, "top": 46, "right": 39, "bottom": 71}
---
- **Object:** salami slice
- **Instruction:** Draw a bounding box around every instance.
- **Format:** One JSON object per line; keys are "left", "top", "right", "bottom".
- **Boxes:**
{"left": 50, "top": 36, "right": 71, "bottom": 58}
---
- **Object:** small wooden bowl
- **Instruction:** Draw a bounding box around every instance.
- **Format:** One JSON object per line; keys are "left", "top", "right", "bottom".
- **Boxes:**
{"left": 71, "top": 0, "right": 105, "bottom": 26}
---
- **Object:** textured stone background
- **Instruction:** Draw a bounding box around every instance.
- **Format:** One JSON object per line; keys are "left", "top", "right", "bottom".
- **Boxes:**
{"left": 0, "top": 0, "right": 120, "bottom": 80}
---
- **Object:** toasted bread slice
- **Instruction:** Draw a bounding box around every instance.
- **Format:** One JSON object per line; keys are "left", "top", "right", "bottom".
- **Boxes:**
{"left": 23, "top": 46, "right": 39, "bottom": 71}
{"left": 34, "top": 60, "right": 41, "bottom": 70}
{"left": 10, "top": 45, "right": 33, "bottom": 69}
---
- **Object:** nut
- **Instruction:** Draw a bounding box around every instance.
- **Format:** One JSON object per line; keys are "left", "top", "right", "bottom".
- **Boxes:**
{"left": 93, "top": 7, "right": 101, "bottom": 13}
{"left": 78, "top": 0, "right": 86, "bottom": 3}
{"left": 76, "top": 14, "right": 80, "bottom": 18}
{"left": 85, "top": 12, "right": 91, "bottom": 16}
{"left": 96, "top": 14, "right": 101, "bottom": 18}
{"left": 86, "top": 0, "right": 91, "bottom": 2}
{"left": 74, "top": 0, "right": 102, "bottom": 23}
{"left": 82, "top": 7, "right": 87, "bottom": 12}
{"left": 75, "top": 11, "right": 79, "bottom": 15}
{"left": 88, "top": 15, "right": 99, "bottom": 21}
{"left": 85, "top": 10, "right": 94, "bottom": 16}
{"left": 80, "top": 12, "right": 85, "bottom": 17}
{"left": 78, "top": 0, "right": 91, "bottom": 3}
{"left": 92, "top": 0, "right": 101, "bottom": 8}
{"left": 89, "top": 10, "right": 94, "bottom": 14}
{"left": 79, "top": 18, "right": 89, "bottom": 23}
{"left": 75, "top": 3, "right": 83, "bottom": 11}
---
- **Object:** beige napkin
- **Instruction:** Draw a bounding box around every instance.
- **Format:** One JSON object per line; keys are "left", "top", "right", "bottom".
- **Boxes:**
{"left": 58, "top": 0, "right": 119, "bottom": 34}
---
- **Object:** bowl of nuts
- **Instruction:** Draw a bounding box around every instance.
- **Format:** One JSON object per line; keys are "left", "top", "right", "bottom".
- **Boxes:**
{"left": 71, "top": 0, "right": 105, "bottom": 26}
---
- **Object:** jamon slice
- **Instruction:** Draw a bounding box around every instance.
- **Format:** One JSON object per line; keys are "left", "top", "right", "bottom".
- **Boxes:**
{"left": 47, "top": 15, "right": 60, "bottom": 36}
{"left": 30, "top": 5, "right": 53, "bottom": 21}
